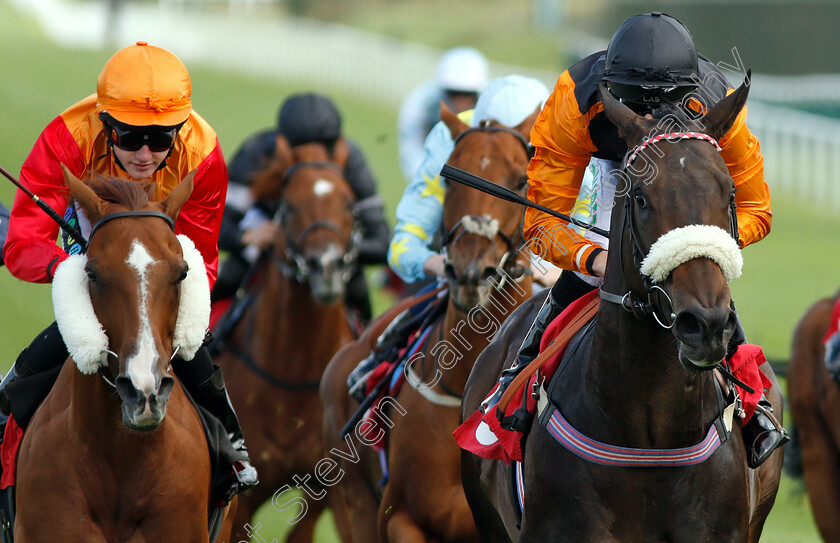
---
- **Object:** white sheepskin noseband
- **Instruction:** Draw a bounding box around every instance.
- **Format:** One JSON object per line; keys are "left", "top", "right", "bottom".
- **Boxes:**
{"left": 52, "top": 234, "right": 211, "bottom": 374}
{"left": 639, "top": 224, "right": 742, "bottom": 284}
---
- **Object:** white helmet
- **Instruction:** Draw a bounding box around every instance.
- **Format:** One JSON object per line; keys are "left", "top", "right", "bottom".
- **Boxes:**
{"left": 473, "top": 75, "right": 549, "bottom": 128}
{"left": 435, "top": 47, "right": 489, "bottom": 93}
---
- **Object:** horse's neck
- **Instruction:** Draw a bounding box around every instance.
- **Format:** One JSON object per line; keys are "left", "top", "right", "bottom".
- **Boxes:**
{"left": 254, "top": 273, "right": 350, "bottom": 355}
{"left": 585, "top": 300, "right": 710, "bottom": 441}
{"left": 434, "top": 279, "right": 532, "bottom": 394}
{"left": 67, "top": 366, "right": 189, "bottom": 456}
{"left": 68, "top": 366, "right": 123, "bottom": 437}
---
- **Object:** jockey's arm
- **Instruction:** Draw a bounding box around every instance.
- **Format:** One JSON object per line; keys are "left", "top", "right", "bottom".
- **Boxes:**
{"left": 389, "top": 119, "right": 458, "bottom": 283}
{"left": 5, "top": 117, "right": 83, "bottom": 283}
{"left": 717, "top": 105, "right": 772, "bottom": 247}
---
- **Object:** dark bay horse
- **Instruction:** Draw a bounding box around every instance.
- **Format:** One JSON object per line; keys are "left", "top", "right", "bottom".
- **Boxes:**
{"left": 16, "top": 166, "right": 236, "bottom": 542}
{"left": 320, "top": 103, "right": 538, "bottom": 542}
{"left": 213, "top": 141, "right": 357, "bottom": 542}
{"left": 460, "top": 80, "right": 784, "bottom": 542}
{"left": 787, "top": 288, "right": 840, "bottom": 541}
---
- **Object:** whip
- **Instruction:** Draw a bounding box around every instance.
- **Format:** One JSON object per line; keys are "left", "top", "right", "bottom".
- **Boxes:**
{"left": 0, "top": 164, "right": 87, "bottom": 251}
{"left": 440, "top": 163, "right": 610, "bottom": 238}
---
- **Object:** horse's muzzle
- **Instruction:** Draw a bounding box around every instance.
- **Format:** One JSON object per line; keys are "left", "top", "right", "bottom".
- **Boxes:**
{"left": 673, "top": 305, "right": 736, "bottom": 370}
{"left": 115, "top": 375, "right": 175, "bottom": 431}
{"left": 449, "top": 264, "right": 499, "bottom": 313}
{"left": 306, "top": 245, "right": 349, "bottom": 305}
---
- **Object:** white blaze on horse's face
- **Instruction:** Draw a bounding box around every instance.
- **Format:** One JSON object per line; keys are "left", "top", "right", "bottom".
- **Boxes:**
{"left": 125, "top": 240, "right": 159, "bottom": 397}
{"left": 480, "top": 156, "right": 491, "bottom": 171}
{"left": 313, "top": 179, "right": 334, "bottom": 197}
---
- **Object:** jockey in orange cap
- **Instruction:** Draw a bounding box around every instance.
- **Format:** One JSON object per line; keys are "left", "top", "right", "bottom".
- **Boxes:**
{"left": 2, "top": 41, "right": 257, "bottom": 499}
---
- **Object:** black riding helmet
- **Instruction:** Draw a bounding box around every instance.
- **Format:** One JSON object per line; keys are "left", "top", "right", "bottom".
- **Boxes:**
{"left": 603, "top": 12, "right": 699, "bottom": 111}
{"left": 277, "top": 92, "right": 342, "bottom": 147}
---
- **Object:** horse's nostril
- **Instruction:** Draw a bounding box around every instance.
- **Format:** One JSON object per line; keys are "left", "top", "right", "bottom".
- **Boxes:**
{"left": 115, "top": 376, "right": 141, "bottom": 404}
{"left": 674, "top": 312, "right": 704, "bottom": 344}
{"left": 156, "top": 376, "right": 175, "bottom": 404}
{"left": 481, "top": 267, "right": 498, "bottom": 281}
{"left": 444, "top": 264, "right": 457, "bottom": 282}
{"left": 726, "top": 312, "right": 738, "bottom": 335}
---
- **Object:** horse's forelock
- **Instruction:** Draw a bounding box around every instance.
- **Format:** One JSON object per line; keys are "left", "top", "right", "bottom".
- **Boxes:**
{"left": 649, "top": 105, "right": 709, "bottom": 138}
{"left": 291, "top": 142, "right": 331, "bottom": 163}
{"left": 85, "top": 173, "right": 153, "bottom": 210}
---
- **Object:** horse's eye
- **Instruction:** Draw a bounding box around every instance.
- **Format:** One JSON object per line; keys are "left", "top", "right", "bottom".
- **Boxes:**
{"left": 85, "top": 268, "right": 99, "bottom": 284}
{"left": 176, "top": 266, "right": 188, "bottom": 284}
{"left": 634, "top": 192, "right": 648, "bottom": 209}
{"left": 517, "top": 176, "right": 529, "bottom": 190}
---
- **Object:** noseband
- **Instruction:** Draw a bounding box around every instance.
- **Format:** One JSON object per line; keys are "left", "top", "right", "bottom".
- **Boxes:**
{"left": 443, "top": 124, "right": 534, "bottom": 288}
{"left": 272, "top": 161, "right": 359, "bottom": 284}
{"left": 598, "top": 131, "right": 740, "bottom": 329}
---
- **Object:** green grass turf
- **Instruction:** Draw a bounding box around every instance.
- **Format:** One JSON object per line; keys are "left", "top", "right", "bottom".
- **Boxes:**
{"left": 0, "top": 1, "right": 834, "bottom": 540}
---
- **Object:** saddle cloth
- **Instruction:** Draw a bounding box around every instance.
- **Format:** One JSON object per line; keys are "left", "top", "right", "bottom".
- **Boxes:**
{"left": 455, "top": 290, "right": 599, "bottom": 463}
{"left": 345, "top": 292, "right": 447, "bottom": 450}
{"left": 0, "top": 416, "right": 23, "bottom": 490}
{"left": 209, "top": 297, "right": 233, "bottom": 332}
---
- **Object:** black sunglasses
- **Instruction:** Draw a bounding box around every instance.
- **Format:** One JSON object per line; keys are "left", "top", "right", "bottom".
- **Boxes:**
{"left": 607, "top": 82, "right": 697, "bottom": 113}
{"left": 100, "top": 114, "right": 182, "bottom": 153}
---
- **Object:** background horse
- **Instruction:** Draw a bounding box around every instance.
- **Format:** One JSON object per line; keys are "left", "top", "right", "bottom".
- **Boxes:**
{"left": 460, "top": 80, "right": 784, "bottom": 542}
{"left": 787, "top": 288, "right": 840, "bottom": 541}
{"left": 213, "top": 140, "right": 357, "bottom": 542}
{"left": 16, "top": 167, "right": 235, "bottom": 542}
{"left": 320, "top": 103, "right": 537, "bottom": 542}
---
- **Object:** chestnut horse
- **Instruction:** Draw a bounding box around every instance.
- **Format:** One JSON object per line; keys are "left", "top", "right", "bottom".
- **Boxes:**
{"left": 787, "top": 288, "right": 840, "bottom": 541}
{"left": 15, "top": 167, "right": 236, "bottom": 542}
{"left": 320, "top": 104, "right": 538, "bottom": 543}
{"left": 213, "top": 141, "right": 357, "bottom": 542}
{"left": 460, "top": 80, "right": 784, "bottom": 542}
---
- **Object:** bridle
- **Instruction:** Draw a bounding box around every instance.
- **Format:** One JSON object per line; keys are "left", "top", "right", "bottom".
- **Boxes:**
{"left": 597, "top": 131, "right": 739, "bottom": 329}
{"left": 88, "top": 210, "right": 174, "bottom": 243}
{"left": 441, "top": 125, "right": 534, "bottom": 288}
{"left": 85, "top": 209, "right": 179, "bottom": 388}
{"left": 271, "top": 161, "right": 359, "bottom": 284}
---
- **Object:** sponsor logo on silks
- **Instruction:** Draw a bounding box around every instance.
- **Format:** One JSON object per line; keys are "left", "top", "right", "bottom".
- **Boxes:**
{"left": 62, "top": 204, "right": 84, "bottom": 256}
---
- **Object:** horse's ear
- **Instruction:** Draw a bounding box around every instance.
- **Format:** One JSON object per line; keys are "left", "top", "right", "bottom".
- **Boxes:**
{"left": 274, "top": 134, "right": 293, "bottom": 164}
{"left": 699, "top": 69, "right": 751, "bottom": 141}
{"left": 251, "top": 139, "right": 291, "bottom": 202}
{"left": 61, "top": 164, "right": 104, "bottom": 223}
{"left": 331, "top": 137, "right": 350, "bottom": 170}
{"left": 597, "top": 84, "right": 651, "bottom": 146}
{"left": 160, "top": 169, "right": 195, "bottom": 221}
{"left": 441, "top": 101, "right": 468, "bottom": 140}
{"left": 514, "top": 106, "right": 541, "bottom": 142}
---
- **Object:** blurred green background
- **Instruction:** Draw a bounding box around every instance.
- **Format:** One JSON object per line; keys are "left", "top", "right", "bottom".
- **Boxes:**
{"left": 1, "top": 0, "right": 837, "bottom": 541}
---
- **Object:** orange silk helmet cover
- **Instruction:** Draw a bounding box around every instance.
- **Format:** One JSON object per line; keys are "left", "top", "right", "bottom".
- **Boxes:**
{"left": 96, "top": 41, "right": 192, "bottom": 126}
